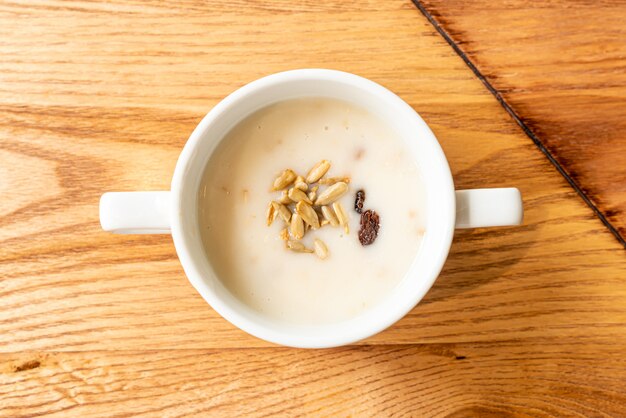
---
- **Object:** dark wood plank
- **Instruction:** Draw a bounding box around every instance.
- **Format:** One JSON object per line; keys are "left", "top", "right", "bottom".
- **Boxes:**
{"left": 416, "top": 0, "right": 626, "bottom": 245}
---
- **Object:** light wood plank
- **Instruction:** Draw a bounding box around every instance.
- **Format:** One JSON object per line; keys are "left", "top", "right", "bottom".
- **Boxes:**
{"left": 2, "top": 1, "right": 626, "bottom": 416}
{"left": 0, "top": 0, "right": 624, "bottom": 351}
{"left": 2, "top": 343, "right": 626, "bottom": 417}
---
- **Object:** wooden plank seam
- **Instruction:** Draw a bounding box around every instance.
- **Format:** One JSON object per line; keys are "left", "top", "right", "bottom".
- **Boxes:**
{"left": 411, "top": 0, "right": 626, "bottom": 248}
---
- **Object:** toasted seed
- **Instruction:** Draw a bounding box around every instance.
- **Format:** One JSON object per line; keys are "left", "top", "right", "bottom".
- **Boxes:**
{"left": 296, "top": 201, "right": 320, "bottom": 229}
{"left": 333, "top": 201, "right": 349, "bottom": 233}
{"left": 286, "top": 240, "right": 313, "bottom": 253}
{"left": 266, "top": 202, "right": 277, "bottom": 226}
{"left": 272, "top": 169, "right": 297, "bottom": 191}
{"left": 315, "top": 207, "right": 325, "bottom": 224}
{"left": 308, "top": 185, "right": 318, "bottom": 202}
{"left": 278, "top": 190, "right": 292, "bottom": 205}
{"left": 288, "top": 187, "right": 313, "bottom": 204}
{"left": 321, "top": 219, "right": 330, "bottom": 227}
{"left": 313, "top": 239, "right": 329, "bottom": 259}
{"left": 290, "top": 214, "right": 305, "bottom": 240}
{"left": 318, "top": 176, "right": 351, "bottom": 185}
{"left": 315, "top": 182, "right": 348, "bottom": 206}
{"left": 306, "top": 160, "right": 331, "bottom": 183}
{"left": 321, "top": 205, "right": 340, "bottom": 226}
{"left": 272, "top": 201, "right": 292, "bottom": 223}
{"left": 280, "top": 228, "right": 289, "bottom": 241}
{"left": 294, "top": 176, "right": 308, "bottom": 192}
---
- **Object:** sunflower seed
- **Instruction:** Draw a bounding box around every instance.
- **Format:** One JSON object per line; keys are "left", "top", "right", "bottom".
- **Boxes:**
{"left": 278, "top": 190, "right": 292, "bottom": 205}
{"left": 296, "top": 201, "right": 320, "bottom": 229}
{"left": 294, "top": 176, "right": 308, "bottom": 192}
{"left": 280, "top": 228, "right": 289, "bottom": 241}
{"left": 286, "top": 240, "right": 313, "bottom": 253}
{"left": 272, "top": 201, "right": 291, "bottom": 223}
{"left": 272, "top": 169, "right": 297, "bottom": 191}
{"left": 321, "top": 205, "right": 339, "bottom": 226}
{"left": 318, "top": 176, "right": 351, "bottom": 185}
{"left": 266, "top": 202, "right": 277, "bottom": 226}
{"left": 315, "top": 182, "right": 348, "bottom": 206}
{"left": 333, "top": 201, "right": 349, "bottom": 233}
{"left": 306, "top": 160, "right": 331, "bottom": 183}
{"left": 321, "top": 219, "right": 330, "bottom": 227}
{"left": 288, "top": 187, "right": 312, "bottom": 204}
{"left": 290, "top": 213, "right": 305, "bottom": 240}
{"left": 313, "top": 239, "right": 329, "bottom": 259}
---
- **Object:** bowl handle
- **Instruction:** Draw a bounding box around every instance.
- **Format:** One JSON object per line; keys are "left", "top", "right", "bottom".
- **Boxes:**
{"left": 455, "top": 188, "right": 523, "bottom": 229}
{"left": 100, "top": 191, "right": 171, "bottom": 234}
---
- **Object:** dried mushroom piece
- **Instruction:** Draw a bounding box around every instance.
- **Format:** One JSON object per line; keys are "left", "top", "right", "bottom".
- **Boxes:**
{"left": 358, "top": 209, "right": 380, "bottom": 246}
{"left": 354, "top": 190, "right": 365, "bottom": 214}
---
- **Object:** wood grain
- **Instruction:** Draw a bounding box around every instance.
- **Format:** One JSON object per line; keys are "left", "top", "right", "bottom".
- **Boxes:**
{"left": 3, "top": 343, "right": 626, "bottom": 417}
{"left": 1, "top": 0, "right": 625, "bottom": 415}
{"left": 417, "top": 0, "right": 626, "bottom": 244}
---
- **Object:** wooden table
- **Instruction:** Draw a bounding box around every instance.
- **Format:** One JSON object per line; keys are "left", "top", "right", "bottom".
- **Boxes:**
{"left": 418, "top": 0, "right": 626, "bottom": 243}
{"left": 1, "top": 1, "right": 625, "bottom": 416}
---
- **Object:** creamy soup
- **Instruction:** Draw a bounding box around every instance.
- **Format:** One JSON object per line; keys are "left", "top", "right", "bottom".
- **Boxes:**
{"left": 198, "top": 98, "right": 426, "bottom": 325}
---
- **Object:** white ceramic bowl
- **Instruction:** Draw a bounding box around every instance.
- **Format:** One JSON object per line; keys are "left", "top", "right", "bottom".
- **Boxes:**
{"left": 100, "top": 69, "right": 522, "bottom": 348}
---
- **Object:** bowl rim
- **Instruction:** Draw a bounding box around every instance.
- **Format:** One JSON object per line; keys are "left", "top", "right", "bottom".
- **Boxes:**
{"left": 170, "top": 69, "right": 456, "bottom": 348}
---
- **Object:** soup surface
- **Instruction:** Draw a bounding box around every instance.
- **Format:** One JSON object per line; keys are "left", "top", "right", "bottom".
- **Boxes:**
{"left": 198, "top": 98, "right": 426, "bottom": 325}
